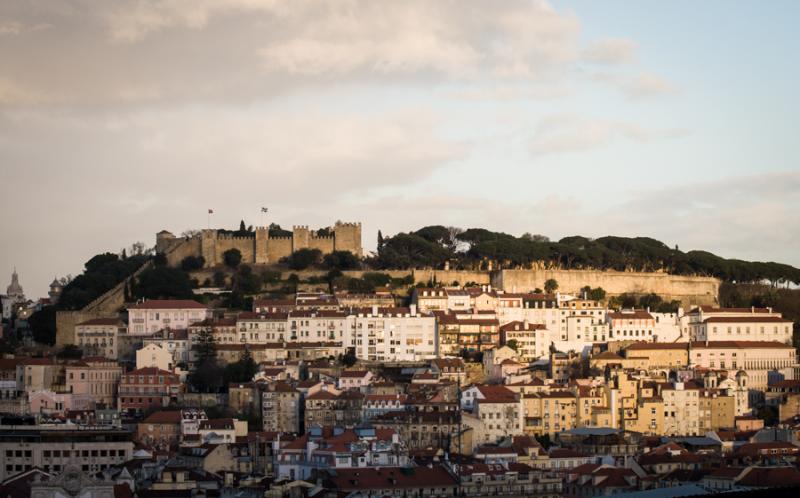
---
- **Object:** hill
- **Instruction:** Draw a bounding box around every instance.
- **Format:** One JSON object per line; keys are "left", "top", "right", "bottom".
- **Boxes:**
{"left": 373, "top": 226, "right": 800, "bottom": 285}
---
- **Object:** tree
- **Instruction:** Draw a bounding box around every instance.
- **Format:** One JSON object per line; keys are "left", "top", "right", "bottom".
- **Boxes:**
{"left": 340, "top": 350, "right": 357, "bottom": 367}
{"left": 285, "top": 248, "right": 322, "bottom": 270}
{"left": 133, "top": 267, "right": 194, "bottom": 300}
{"left": 181, "top": 255, "right": 205, "bottom": 272}
{"left": 189, "top": 328, "right": 224, "bottom": 393}
{"left": 57, "top": 344, "right": 83, "bottom": 359}
{"left": 581, "top": 286, "right": 606, "bottom": 301}
{"left": 506, "top": 339, "right": 518, "bottom": 351}
{"left": 224, "top": 348, "right": 258, "bottom": 383}
{"left": 28, "top": 306, "right": 56, "bottom": 345}
{"left": 233, "top": 265, "right": 262, "bottom": 295}
{"left": 322, "top": 251, "right": 360, "bottom": 270}
{"left": 223, "top": 248, "right": 242, "bottom": 268}
{"left": 213, "top": 271, "right": 227, "bottom": 288}
{"left": 544, "top": 279, "right": 559, "bottom": 294}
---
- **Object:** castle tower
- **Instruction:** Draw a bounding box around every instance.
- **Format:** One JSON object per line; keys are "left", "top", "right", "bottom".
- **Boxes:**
{"left": 333, "top": 221, "right": 363, "bottom": 257}
{"left": 292, "top": 226, "right": 310, "bottom": 252}
{"left": 255, "top": 227, "right": 268, "bottom": 264}
{"left": 200, "top": 229, "right": 218, "bottom": 267}
{"left": 155, "top": 230, "right": 176, "bottom": 254}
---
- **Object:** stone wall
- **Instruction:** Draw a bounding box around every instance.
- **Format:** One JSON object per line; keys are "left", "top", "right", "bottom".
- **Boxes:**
{"left": 55, "top": 261, "right": 153, "bottom": 347}
{"left": 412, "top": 269, "right": 492, "bottom": 286}
{"left": 491, "top": 269, "right": 719, "bottom": 306}
{"left": 266, "top": 237, "right": 293, "bottom": 263}
{"left": 333, "top": 222, "right": 362, "bottom": 257}
{"left": 179, "top": 222, "right": 363, "bottom": 267}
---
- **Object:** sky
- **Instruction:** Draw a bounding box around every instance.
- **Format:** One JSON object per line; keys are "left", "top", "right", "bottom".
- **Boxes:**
{"left": 1, "top": 0, "right": 798, "bottom": 298}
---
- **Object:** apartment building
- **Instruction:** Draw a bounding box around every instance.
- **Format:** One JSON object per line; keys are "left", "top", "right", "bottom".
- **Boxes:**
{"left": 127, "top": 299, "right": 210, "bottom": 335}
{"left": 0, "top": 425, "right": 133, "bottom": 481}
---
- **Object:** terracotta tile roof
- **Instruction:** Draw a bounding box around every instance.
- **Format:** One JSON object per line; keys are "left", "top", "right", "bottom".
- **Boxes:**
{"left": 499, "top": 321, "right": 547, "bottom": 332}
{"left": 475, "top": 384, "right": 518, "bottom": 403}
{"left": 703, "top": 316, "right": 790, "bottom": 323}
{"left": 626, "top": 342, "right": 687, "bottom": 350}
{"left": 737, "top": 466, "right": 800, "bottom": 487}
{"left": 77, "top": 318, "right": 121, "bottom": 326}
{"left": 608, "top": 310, "right": 654, "bottom": 320}
{"left": 325, "top": 465, "right": 457, "bottom": 491}
{"left": 128, "top": 299, "right": 206, "bottom": 310}
{"left": 142, "top": 411, "right": 182, "bottom": 424}
{"left": 690, "top": 341, "right": 794, "bottom": 349}
{"left": 690, "top": 306, "right": 774, "bottom": 314}
{"left": 339, "top": 370, "right": 370, "bottom": 378}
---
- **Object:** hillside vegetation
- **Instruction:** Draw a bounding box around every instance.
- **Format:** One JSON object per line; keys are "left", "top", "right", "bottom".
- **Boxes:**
{"left": 373, "top": 226, "right": 800, "bottom": 285}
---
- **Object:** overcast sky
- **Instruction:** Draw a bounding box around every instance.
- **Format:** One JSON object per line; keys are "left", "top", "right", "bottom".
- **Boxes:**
{"left": 1, "top": 0, "right": 799, "bottom": 298}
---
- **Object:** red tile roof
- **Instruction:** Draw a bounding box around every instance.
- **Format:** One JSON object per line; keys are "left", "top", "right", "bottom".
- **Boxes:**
{"left": 77, "top": 318, "right": 121, "bottom": 326}
{"left": 703, "top": 316, "right": 790, "bottom": 323}
{"left": 325, "top": 465, "right": 457, "bottom": 491}
{"left": 142, "top": 411, "right": 182, "bottom": 424}
{"left": 128, "top": 299, "right": 206, "bottom": 310}
{"left": 690, "top": 341, "right": 793, "bottom": 349}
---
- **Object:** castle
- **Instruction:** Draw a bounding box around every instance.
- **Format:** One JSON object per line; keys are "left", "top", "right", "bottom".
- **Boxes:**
{"left": 156, "top": 221, "right": 362, "bottom": 268}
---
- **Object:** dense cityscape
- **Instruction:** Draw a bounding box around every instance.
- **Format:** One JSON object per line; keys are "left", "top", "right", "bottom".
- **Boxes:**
{"left": 0, "top": 223, "right": 799, "bottom": 497}
{"left": 2, "top": 1, "right": 799, "bottom": 497}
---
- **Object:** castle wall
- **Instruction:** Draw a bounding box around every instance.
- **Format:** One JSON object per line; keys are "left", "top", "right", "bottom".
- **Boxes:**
{"left": 334, "top": 222, "right": 362, "bottom": 257}
{"left": 255, "top": 229, "right": 268, "bottom": 264}
{"left": 308, "top": 236, "right": 335, "bottom": 254}
{"left": 163, "top": 237, "right": 202, "bottom": 267}
{"left": 492, "top": 269, "right": 719, "bottom": 306}
{"left": 412, "top": 269, "right": 492, "bottom": 286}
{"left": 55, "top": 261, "right": 153, "bottom": 347}
{"left": 176, "top": 222, "right": 364, "bottom": 267}
{"left": 215, "top": 236, "right": 255, "bottom": 264}
{"left": 267, "top": 237, "right": 293, "bottom": 262}
{"left": 292, "top": 226, "right": 310, "bottom": 252}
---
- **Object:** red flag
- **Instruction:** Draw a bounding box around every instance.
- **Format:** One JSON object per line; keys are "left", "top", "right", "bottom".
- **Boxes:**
{"left": 208, "top": 209, "right": 214, "bottom": 214}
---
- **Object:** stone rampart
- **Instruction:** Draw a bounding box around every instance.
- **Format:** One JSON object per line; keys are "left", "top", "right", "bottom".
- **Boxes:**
{"left": 55, "top": 261, "right": 153, "bottom": 347}
{"left": 492, "top": 269, "right": 719, "bottom": 306}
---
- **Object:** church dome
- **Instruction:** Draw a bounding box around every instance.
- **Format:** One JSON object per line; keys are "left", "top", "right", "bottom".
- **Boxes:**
{"left": 6, "top": 269, "right": 23, "bottom": 297}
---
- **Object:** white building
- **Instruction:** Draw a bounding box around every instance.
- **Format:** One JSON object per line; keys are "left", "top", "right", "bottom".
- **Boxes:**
{"left": 607, "top": 310, "right": 655, "bottom": 342}
{"left": 349, "top": 306, "right": 437, "bottom": 362}
{"left": 687, "top": 306, "right": 791, "bottom": 344}
{"left": 136, "top": 343, "right": 173, "bottom": 371}
{"left": 74, "top": 318, "right": 122, "bottom": 360}
{"left": 127, "top": 299, "right": 210, "bottom": 335}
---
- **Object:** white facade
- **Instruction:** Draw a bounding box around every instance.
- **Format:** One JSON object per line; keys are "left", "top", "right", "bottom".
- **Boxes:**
{"left": 136, "top": 343, "right": 173, "bottom": 371}
{"left": 127, "top": 300, "right": 210, "bottom": 335}
{"left": 350, "top": 307, "right": 437, "bottom": 362}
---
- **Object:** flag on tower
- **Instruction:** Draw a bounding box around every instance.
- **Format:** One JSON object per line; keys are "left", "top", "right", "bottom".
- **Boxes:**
{"left": 208, "top": 209, "right": 214, "bottom": 214}
{"left": 261, "top": 207, "right": 268, "bottom": 213}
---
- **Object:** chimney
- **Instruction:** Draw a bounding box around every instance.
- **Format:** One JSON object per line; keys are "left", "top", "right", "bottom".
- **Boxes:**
{"left": 523, "top": 319, "right": 529, "bottom": 329}
{"left": 372, "top": 305, "right": 378, "bottom": 316}
{"left": 410, "top": 304, "right": 417, "bottom": 317}
{"left": 751, "top": 306, "right": 755, "bottom": 314}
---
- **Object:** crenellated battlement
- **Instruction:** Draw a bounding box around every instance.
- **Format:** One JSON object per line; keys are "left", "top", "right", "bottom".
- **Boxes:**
{"left": 162, "top": 220, "right": 362, "bottom": 267}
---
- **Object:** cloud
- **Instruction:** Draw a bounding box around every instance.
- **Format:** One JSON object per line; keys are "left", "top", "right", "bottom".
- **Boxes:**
{"left": 529, "top": 114, "right": 686, "bottom": 155}
{"left": 581, "top": 38, "right": 637, "bottom": 65}
{"left": 0, "top": 0, "right": 588, "bottom": 107}
{"left": 623, "top": 72, "right": 676, "bottom": 98}
{"left": 358, "top": 172, "right": 800, "bottom": 267}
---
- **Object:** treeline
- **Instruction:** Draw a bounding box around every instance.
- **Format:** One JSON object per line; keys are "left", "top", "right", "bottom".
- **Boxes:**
{"left": 57, "top": 252, "right": 150, "bottom": 310}
{"left": 373, "top": 226, "right": 800, "bottom": 284}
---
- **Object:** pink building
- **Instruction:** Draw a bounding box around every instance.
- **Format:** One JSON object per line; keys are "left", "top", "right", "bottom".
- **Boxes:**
{"left": 29, "top": 390, "right": 92, "bottom": 415}
{"left": 127, "top": 299, "right": 210, "bottom": 335}
{"left": 66, "top": 357, "right": 123, "bottom": 407}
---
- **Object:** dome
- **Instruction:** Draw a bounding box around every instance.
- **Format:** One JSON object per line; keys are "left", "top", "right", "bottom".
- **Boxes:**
{"left": 736, "top": 369, "right": 748, "bottom": 378}
{"left": 6, "top": 268, "right": 23, "bottom": 297}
